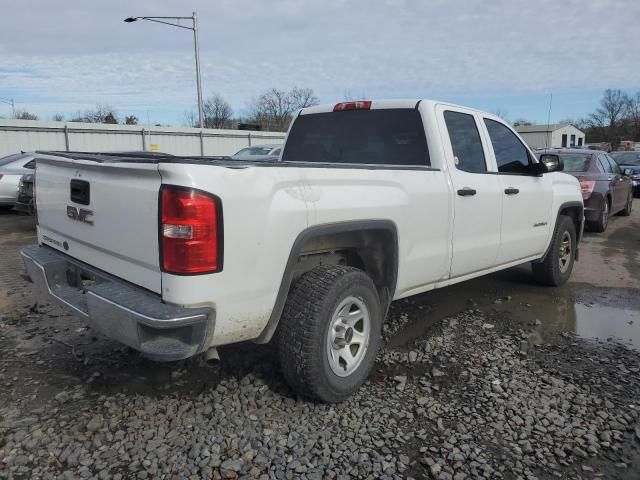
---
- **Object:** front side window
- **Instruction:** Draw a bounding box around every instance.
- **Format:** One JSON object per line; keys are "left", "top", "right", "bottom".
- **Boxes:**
{"left": 443, "top": 111, "right": 487, "bottom": 173}
{"left": 282, "top": 109, "right": 429, "bottom": 166}
{"left": 484, "top": 119, "right": 532, "bottom": 174}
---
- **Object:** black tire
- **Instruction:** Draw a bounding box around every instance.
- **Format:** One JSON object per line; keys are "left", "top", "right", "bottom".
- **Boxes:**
{"left": 276, "top": 264, "right": 382, "bottom": 403}
{"left": 588, "top": 198, "right": 609, "bottom": 233}
{"left": 532, "top": 215, "right": 576, "bottom": 287}
{"left": 619, "top": 192, "right": 632, "bottom": 216}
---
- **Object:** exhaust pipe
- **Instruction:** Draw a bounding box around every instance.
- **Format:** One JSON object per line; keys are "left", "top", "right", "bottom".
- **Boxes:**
{"left": 204, "top": 347, "right": 220, "bottom": 364}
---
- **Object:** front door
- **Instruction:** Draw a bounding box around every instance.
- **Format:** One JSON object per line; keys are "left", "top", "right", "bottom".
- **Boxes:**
{"left": 481, "top": 118, "right": 553, "bottom": 264}
{"left": 439, "top": 106, "right": 503, "bottom": 278}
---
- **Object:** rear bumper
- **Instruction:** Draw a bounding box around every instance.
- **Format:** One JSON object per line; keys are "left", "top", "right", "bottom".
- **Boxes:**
{"left": 21, "top": 245, "right": 213, "bottom": 361}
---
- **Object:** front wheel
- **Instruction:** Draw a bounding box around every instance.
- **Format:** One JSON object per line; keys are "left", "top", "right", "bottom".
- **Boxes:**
{"left": 532, "top": 215, "right": 576, "bottom": 286}
{"left": 276, "top": 265, "right": 382, "bottom": 403}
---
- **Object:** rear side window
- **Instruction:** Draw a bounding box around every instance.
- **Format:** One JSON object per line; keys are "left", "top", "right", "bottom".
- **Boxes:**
{"left": 558, "top": 154, "right": 591, "bottom": 172}
{"left": 598, "top": 154, "right": 613, "bottom": 173}
{"left": 282, "top": 109, "right": 429, "bottom": 166}
{"left": 606, "top": 155, "right": 621, "bottom": 174}
{"left": 443, "top": 111, "right": 487, "bottom": 173}
{"left": 484, "top": 119, "right": 532, "bottom": 174}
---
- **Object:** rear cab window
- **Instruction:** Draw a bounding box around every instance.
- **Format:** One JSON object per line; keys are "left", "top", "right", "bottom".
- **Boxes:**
{"left": 282, "top": 109, "right": 430, "bottom": 166}
{"left": 443, "top": 111, "right": 487, "bottom": 173}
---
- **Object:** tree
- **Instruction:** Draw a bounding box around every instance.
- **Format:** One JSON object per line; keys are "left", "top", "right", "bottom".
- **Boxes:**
{"left": 588, "top": 89, "right": 628, "bottom": 141}
{"left": 203, "top": 94, "right": 233, "bottom": 129}
{"left": 71, "top": 104, "right": 119, "bottom": 124}
{"left": 492, "top": 107, "right": 508, "bottom": 121}
{"left": 626, "top": 92, "right": 640, "bottom": 141}
{"left": 125, "top": 115, "right": 138, "bottom": 125}
{"left": 183, "top": 94, "right": 234, "bottom": 129}
{"left": 513, "top": 118, "right": 533, "bottom": 127}
{"left": 248, "top": 87, "right": 319, "bottom": 131}
{"left": 13, "top": 109, "right": 38, "bottom": 120}
{"left": 51, "top": 113, "right": 65, "bottom": 122}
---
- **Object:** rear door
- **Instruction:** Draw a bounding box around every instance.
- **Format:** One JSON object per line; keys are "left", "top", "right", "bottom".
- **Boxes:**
{"left": 35, "top": 155, "right": 163, "bottom": 293}
{"left": 605, "top": 154, "right": 630, "bottom": 211}
{"left": 480, "top": 118, "right": 553, "bottom": 264}
{"left": 438, "top": 106, "right": 502, "bottom": 278}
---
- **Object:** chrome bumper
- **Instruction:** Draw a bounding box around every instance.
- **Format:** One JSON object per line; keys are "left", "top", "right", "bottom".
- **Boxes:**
{"left": 21, "top": 245, "right": 213, "bottom": 361}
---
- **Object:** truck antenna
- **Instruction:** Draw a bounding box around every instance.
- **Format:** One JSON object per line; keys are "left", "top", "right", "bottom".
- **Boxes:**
{"left": 545, "top": 93, "right": 553, "bottom": 149}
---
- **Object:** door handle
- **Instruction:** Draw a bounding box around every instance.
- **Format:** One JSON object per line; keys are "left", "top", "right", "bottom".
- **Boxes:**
{"left": 504, "top": 187, "right": 520, "bottom": 195}
{"left": 457, "top": 188, "right": 477, "bottom": 196}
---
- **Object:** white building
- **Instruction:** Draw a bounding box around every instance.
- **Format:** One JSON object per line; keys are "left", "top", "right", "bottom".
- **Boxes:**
{"left": 515, "top": 123, "right": 586, "bottom": 149}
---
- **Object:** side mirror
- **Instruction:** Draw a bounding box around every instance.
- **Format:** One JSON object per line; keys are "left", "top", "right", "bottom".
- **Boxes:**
{"left": 538, "top": 154, "right": 563, "bottom": 173}
{"left": 623, "top": 168, "right": 634, "bottom": 176}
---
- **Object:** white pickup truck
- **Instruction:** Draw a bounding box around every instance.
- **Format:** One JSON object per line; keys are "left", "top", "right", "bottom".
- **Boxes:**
{"left": 22, "top": 99, "right": 583, "bottom": 402}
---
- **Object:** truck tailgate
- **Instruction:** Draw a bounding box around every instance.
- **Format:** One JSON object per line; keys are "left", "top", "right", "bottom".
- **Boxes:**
{"left": 35, "top": 156, "right": 162, "bottom": 293}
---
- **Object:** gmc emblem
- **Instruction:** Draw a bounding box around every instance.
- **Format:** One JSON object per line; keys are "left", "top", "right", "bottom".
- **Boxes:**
{"left": 67, "top": 205, "right": 94, "bottom": 225}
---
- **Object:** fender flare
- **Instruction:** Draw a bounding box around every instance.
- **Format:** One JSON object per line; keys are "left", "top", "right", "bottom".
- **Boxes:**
{"left": 254, "top": 219, "right": 398, "bottom": 344}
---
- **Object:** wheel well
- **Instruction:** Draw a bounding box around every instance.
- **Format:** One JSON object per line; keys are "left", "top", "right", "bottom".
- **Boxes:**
{"left": 558, "top": 204, "right": 582, "bottom": 239}
{"left": 292, "top": 228, "right": 398, "bottom": 311}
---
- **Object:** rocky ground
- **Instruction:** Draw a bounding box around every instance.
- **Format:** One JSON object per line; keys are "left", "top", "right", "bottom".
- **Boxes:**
{"left": 1, "top": 208, "right": 640, "bottom": 479}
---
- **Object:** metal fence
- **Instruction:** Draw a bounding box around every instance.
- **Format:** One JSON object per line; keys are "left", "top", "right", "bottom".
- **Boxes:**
{"left": 0, "top": 119, "right": 286, "bottom": 157}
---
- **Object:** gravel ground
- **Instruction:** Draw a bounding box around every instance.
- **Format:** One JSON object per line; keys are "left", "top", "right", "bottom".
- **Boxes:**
{"left": 1, "top": 210, "right": 640, "bottom": 479}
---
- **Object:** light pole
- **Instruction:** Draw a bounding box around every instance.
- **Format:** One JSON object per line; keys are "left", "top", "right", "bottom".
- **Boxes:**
{"left": 124, "top": 12, "right": 204, "bottom": 129}
{"left": 0, "top": 98, "right": 15, "bottom": 118}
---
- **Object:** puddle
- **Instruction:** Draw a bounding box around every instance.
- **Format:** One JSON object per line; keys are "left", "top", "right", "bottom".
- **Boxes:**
{"left": 389, "top": 265, "right": 640, "bottom": 351}
{"left": 572, "top": 303, "right": 639, "bottom": 349}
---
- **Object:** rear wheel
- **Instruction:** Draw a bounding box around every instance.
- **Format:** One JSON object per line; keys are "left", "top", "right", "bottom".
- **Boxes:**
{"left": 589, "top": 198, "right": 609, "bottom": 233}
{"left": 276, "top": 264, "right": 382, "bottom": 403}
{"left": 532, "top": 215, "right": 576, "bottom": 286}
{"left": 620, "top": 192, "right": 632, "bottom": 216}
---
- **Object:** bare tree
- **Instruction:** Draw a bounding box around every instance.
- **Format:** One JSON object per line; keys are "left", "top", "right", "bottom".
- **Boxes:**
{"left": 626, "top": 92, "right": 640, "bottom": 140}
{"left": 512, "top": 118, "right": 533, "bottom": 127}
{"left": 249, "top": 87, "right": 319, "bottom": 131}
{"left": 183, "top": 94, "right": 233, "bottom": 129}
{"left": 492, "top": 107, "right": 509, "bottom": 121}
{"left": 13, "top": 109, "right": 38, "bottom": 120}
{"left": 203, "top": 94, "right": 233, "bottom": 129}
{"left": 589, "top": 89, "right": 628, "bottom": 139}
{"left": 125, "top": 115, "right": 138, "bottom": 125}
{"left": 71, "top": 104, "right": 119, "bottom": 124}
{"left": 51, "top": 113, "right": 65, "bottom": 122}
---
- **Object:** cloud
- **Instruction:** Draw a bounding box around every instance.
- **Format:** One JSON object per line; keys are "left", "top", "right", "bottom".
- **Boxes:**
{"left": 1, "top": 0, "right": 639, "bottom": 123}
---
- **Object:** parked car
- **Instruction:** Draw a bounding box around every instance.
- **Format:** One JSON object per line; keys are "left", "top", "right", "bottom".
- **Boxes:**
{"left": 231, "top": 144, "right": 283, "bottom": 161}
{"left": 22, "top": 99, "right": 583, "bottom": 402}
{"left": 611, "top": 151, "right": 640, "bottom": 196}
{"left": 14, "top": 173, "right": 34, "bottom": 214}
{"left": 537, "top": 148, "right": 633, "bottom": 232}
{"left": 0, "top": 152, "right": 36, "bottom": 206}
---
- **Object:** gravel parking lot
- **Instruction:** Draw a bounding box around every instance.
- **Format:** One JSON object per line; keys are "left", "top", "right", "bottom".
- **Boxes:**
{"left": 1, "top": 207, "right": 639, "bottom": 480}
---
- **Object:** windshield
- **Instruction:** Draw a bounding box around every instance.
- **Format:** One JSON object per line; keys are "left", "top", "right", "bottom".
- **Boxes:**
{"left": 234, "top": 147, "right": 275, "bottom": 156}
{"left": 0, "top": 153, "right": 25, "bottom": 167}
{"left": 558, "top": 154, "right": 592, "bottom": 172}
{"left": 282, "top": 108, "right": 429, "bottom": 166}
{"left": 611, "top": 152, "right": 640, "bottom": 166}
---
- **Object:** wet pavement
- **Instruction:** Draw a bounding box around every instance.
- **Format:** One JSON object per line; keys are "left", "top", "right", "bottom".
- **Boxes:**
{"left": 1, "top": 204, "right": 639, "bottom": 479}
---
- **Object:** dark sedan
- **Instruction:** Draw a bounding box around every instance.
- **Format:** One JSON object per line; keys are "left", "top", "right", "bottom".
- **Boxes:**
{"left": 610, "top": 151, "right": 640, "bottom": 196}
{"left": 14, "top": 173, "right": 34, "bottom": 214}
{"left": 537, "top": 149, "right": 633, "bottom": 232}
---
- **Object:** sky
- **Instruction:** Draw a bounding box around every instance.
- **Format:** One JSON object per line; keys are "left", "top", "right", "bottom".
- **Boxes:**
{"left": 1, "top": 0, "right": 639, "bottom": 126}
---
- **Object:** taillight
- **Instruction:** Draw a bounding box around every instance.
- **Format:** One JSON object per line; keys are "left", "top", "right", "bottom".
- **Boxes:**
{"left": 33, "top": 174, "right": 38, "bottom": 225}
{"left": 333, "top": 100, "right": 372, "bottom": 112}
{"left": 160, "top": 186, "right": 222, "bottom": 274}
{"left": 579, "top": 180, "right": 595, "bottom": 200}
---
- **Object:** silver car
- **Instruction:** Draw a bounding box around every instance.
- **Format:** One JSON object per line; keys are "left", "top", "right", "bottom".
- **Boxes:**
{"left": 0, "top": 152, "right": 36, "bottom": 206}
{"left": 231, "top": 144, "right": 283, "bottom": 161}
